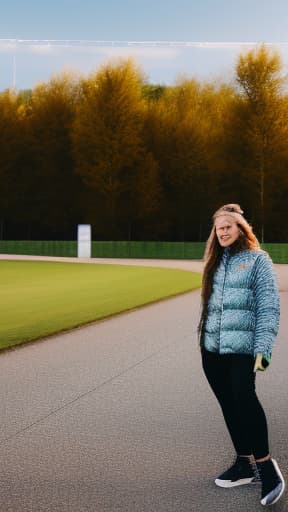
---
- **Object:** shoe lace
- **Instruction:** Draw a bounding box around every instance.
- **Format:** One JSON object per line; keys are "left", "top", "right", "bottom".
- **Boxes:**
{"left": 249, "top": 458, "right": 261, "bottom": 481}
{"left": 236, "top": 456, "right": 260, "bottom": 481}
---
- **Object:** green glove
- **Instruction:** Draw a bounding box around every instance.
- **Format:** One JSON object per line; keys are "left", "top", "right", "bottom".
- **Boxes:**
{"left": 254, "top": 353, "right": 271, "bottom": 372}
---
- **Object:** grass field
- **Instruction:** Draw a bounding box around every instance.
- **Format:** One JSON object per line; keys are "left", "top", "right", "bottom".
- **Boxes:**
{"left": 0, "top": 260, "right": 202, "bottom": 350}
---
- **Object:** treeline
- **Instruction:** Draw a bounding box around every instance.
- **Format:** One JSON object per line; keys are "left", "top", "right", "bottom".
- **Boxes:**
{"left": 1, "top": 45, "right": 288, "bottom": 242}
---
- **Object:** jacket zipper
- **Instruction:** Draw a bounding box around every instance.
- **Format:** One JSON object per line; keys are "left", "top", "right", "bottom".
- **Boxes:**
{"left": 218, "top": 251, "right": 230, "bottom": 351}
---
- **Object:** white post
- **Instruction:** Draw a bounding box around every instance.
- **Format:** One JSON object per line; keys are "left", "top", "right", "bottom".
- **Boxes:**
{"left": 77, "top": 224, "right": 91, "bottom": 258}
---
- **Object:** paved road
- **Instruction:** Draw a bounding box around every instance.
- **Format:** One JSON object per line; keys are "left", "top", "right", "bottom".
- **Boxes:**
{"left": 0, "top": 256, "right": 287, "bottom": 511}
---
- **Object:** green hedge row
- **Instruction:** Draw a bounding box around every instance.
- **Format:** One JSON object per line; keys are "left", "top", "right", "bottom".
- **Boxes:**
{"left": 0, "top": 241, "right": 288, "bottom": 263}
{"left": 0, "top": 240, "right": 78, "bottom": 257}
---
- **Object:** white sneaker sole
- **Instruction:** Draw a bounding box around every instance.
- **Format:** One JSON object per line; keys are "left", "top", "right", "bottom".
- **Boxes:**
{"left": 261, "top": 459, "right": 286, "bottom": 506}
{"left": 215, "top": 477, "right": 256, "bottom": 488}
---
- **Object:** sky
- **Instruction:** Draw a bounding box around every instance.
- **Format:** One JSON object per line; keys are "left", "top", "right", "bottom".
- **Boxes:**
{"left": 1, "top": 0, "right": 288, "bottom": 91}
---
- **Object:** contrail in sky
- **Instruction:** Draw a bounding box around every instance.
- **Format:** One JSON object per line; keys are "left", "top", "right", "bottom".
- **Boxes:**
{"left": 2, "top": 39, "right": 288, "bottom": 91}
{"left": 1, "top": 39, "right": 288, "bottom": 49}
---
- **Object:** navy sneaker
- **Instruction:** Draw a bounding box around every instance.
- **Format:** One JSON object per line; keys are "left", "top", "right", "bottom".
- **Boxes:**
{"left": 256, "top": 458, "right": 285, "bottom": 506}
{"left": 215, "top": 456, "right": 258, "bottom": 488}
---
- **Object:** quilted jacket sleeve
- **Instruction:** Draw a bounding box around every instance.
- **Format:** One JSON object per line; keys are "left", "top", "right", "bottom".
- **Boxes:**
{"left": 252, "top": 252, "right": 280, "bottom": 357}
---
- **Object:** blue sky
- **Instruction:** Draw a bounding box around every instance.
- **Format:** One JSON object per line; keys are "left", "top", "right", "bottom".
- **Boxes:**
{"left": 1, "top": 0, "right": 288, "bottom": 91}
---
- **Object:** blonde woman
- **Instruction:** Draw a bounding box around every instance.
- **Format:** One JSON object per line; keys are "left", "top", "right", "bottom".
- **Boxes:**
{"left": 199, "top": 204, "right": 285, "bottom": 506}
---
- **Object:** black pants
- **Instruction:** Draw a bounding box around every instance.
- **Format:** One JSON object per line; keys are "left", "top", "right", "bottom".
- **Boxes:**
{"left": 202, "top": 348, "right": 269, "bottom": 460}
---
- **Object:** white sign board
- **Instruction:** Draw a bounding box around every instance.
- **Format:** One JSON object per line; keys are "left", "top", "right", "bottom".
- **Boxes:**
{"left": 77, "top": 224, "right": 91, "bottom": 258}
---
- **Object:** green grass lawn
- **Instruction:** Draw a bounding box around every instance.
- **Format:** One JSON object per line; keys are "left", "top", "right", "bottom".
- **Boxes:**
{"left": 0, "top": 260, "right": 202, "bottom": 350}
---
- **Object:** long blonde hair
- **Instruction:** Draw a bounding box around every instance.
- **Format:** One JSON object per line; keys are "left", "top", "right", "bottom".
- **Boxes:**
{"left": 198, "top": 204, "right": 260, "bottom": 347}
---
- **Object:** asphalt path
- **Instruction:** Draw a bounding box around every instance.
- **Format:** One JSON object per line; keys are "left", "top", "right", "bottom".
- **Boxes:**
{"left": 0, "top": 255, "right": 287, "bottom": 512}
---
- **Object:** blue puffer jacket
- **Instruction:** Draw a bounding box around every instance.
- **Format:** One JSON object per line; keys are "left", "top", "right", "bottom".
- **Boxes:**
{"left": 203, "top": 248, "right": 280, "bottom": 357}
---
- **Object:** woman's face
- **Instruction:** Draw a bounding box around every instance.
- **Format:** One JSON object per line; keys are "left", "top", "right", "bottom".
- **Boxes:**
{"left": 215, "top": 216, "right": 241, "bottom": 247}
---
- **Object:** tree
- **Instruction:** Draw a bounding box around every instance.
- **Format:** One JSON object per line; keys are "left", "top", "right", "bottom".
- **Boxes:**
{"left": 144, "top": 79, "right": 221, "bottom": 240}
{"left": 0, "top": 90, "right": 29, "bottom": 238}
{"left": 73, "top": 59, "right": 158, "bottom": 238}
{"left": 27, "top": 72, "right": 82, "bottom": 235}
{"left": 235, "top": 44, "right": 288, "bottom": 241}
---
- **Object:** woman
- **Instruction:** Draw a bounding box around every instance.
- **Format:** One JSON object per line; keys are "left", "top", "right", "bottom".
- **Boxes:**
{"left": 199, "top": 203, "right": 285, "bottom": 506}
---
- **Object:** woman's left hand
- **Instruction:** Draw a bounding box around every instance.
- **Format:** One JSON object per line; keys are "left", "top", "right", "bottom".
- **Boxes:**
{"left": 254, "top": 353, "right": 270, "bottom": 372}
